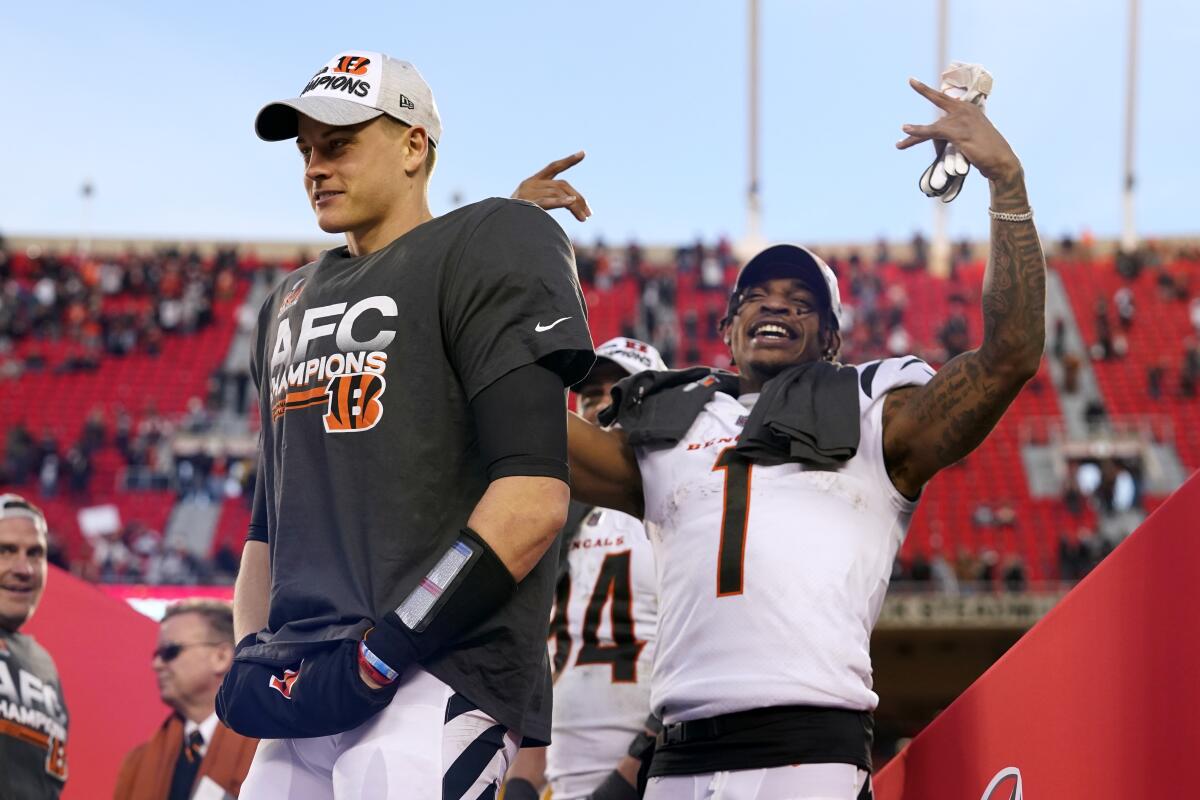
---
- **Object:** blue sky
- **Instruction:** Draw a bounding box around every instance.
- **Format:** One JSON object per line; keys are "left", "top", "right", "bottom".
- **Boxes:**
{"left": 3, "top": 0, "right": 1196, "bottom": 247}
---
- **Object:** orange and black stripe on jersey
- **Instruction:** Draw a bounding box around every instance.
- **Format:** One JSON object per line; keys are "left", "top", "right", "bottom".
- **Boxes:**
{"left": 271, "top": 385, "right": 328, "bottom": 421}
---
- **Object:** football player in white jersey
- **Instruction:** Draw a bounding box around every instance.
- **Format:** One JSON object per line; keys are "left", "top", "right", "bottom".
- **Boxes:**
{"left": 505, "top": 337, "right": 666, "bottom": 800}
{"left": 565, "top": 80, "right": 1046, "bottom": 799}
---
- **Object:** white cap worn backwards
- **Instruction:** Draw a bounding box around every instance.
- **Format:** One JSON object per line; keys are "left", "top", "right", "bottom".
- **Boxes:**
{"left": 591, "top": 337, "right": 668, "bottom": 378}
{"left": 255, "top": 50, "right": 442, "bottom": 146}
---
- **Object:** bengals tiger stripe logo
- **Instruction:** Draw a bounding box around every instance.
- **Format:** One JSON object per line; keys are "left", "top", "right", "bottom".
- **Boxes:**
{"left": 333, "top": 55, "right": 371, "bottom": 75}
{"left": 268, "top": 667, "right": 301, "bottom": 699}
{"left": 323, "top": 372, "right": 386, "bottom": 432}
{"left": 45, "top": 736, "right": 68, "bottom": 781}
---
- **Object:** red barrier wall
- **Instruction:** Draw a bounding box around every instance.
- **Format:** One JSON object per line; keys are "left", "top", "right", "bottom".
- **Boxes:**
{"left": 23, "top": 568, "right": 168, "bottom": 798}
{"left": 874, "top": 470, "right": 1200, "bottom": 799}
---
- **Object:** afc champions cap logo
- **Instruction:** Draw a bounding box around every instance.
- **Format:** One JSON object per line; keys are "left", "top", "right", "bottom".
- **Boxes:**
{"left": 980, "top": 767, "right": 1023, "bottom": 800}
{"left": 300, "top": 51, "right": 384, "bottom": 107}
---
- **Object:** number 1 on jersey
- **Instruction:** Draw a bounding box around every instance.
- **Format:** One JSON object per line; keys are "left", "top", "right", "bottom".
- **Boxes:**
{"left": 713, "top": 447, "right": 753, "bottom": 596}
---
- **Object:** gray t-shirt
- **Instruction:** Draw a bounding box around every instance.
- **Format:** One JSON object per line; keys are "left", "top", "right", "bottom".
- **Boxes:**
{"left": 0, "top": 629, "right": 69, "bottom": 798}
{"left": 244, "top": 198, "right": 594, "bottom": 743}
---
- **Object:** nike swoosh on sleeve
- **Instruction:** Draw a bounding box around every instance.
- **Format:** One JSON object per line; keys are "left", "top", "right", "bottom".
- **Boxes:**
{"left": 534, "top": 317, "right": 573, "bottom": 332}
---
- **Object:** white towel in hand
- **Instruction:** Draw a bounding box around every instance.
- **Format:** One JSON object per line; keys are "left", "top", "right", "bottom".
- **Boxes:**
{"left": 919, "top": 62, "right": 993, "bottom": 203}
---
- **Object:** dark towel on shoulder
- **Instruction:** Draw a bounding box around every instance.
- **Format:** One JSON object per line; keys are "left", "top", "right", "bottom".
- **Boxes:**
{"left": 737, "top": 361, "right": 860, "bottom": 467}
{"left": 599, "top": 367, "right": 739, "bottom": 446}
{"left": 599, "top": 362, "right": 860, "bottom": 467}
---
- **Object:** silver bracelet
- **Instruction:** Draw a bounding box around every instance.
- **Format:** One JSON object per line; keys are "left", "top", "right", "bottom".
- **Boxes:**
{"left": 988, "top": 207, "right": 1034, "bottom": 222}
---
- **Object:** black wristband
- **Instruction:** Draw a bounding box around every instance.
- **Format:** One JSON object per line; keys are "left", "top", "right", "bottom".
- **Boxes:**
{"left": 587, "top": 770, "right": 639, "bottom": 800}
{"left": 364, "top": 527, "right": 517, "bottom": 672}
{"left": 503, "top": 778, "right": 541, "bottom": 800}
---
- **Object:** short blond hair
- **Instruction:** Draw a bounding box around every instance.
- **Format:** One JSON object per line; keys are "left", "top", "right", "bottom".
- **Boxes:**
{"left": 163, "top": 598, "right": 234, "bottom": 643}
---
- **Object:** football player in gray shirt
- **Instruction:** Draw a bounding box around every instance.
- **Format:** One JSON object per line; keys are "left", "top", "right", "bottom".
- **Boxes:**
{"left": 0, "top": 494, "right": 69, "bottom": 799}
{"left": 219, "top": 50, "right": 594, "bottom": 799}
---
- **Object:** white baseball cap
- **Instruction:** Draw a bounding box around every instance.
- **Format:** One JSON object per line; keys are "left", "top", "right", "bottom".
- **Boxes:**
{"left": 581, "top": 337, "right": 668, "bottom": 387}
{"left": 0, "top": 494, "right": 48, "bottom": 535}
{"left": 255, "top": 50, "right": 442, "bottom": 146}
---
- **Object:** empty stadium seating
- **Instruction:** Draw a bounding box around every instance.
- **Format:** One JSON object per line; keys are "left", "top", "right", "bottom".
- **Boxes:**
{"left": 1056, "top": 257, "right": 1200, "bottom": 469}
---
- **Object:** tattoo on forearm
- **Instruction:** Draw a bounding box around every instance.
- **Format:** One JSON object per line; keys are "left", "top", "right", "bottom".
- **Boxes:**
{"left": 886, "top": 172, "right": 1046, "bottom": 492}
{"left": 981, "top": 173, "right": 1046, "bottom": 372}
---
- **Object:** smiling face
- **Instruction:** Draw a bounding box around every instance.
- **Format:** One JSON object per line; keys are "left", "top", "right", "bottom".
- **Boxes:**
{"left": 723, "top": 277, "right": 840, "bottom": 392}
{"left": 0, "top": 517, "right": 47, "bottom": 633}
{"left": 153, "top": 612, "right": 232, "bottom": 717}
{"left": 295, "top": 114, "right": 430, "bottom": 245}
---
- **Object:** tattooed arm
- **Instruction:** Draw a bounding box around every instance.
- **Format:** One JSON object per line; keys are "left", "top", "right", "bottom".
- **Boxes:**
{"left": 883, "top": 79, "right": 1047, "bottom": 498}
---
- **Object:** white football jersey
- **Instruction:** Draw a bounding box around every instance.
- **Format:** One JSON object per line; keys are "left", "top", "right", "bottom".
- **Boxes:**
{"left": 546, "top": 508, "right": 658, "bottom": 800}
{"left": 637, "top": 357, "right": 935, "bottom": 724}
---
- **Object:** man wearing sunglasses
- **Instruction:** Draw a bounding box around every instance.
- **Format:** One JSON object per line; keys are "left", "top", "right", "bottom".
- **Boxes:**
{"left": 0, "top": 493, "right": 69, "bottom": 798}
{"left": 116, "top": 600, "right": 257, "bottom": 799}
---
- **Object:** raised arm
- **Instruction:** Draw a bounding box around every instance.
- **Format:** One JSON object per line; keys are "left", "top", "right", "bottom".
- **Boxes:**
{"left": 884, "top": 78, "right": 1046, "bottom": 498}
{"left": 568, "top": 412, "right": 645, "bottom": 518}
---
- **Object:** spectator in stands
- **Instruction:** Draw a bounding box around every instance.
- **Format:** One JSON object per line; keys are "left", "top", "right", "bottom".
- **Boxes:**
{"left": 1114, "top": 286, "right": 1135, "bottom": 329}
{"left": 976, "top": 550, "right": 999, "bottom": 586}
{"left": 1057, "top": 533, "right": 1084, "bottom": 581}
{"left": 937, "top": 299, "right": 971, "bottom": 359}
{"left": 907, "top": 231, "right": 927, "bottom": 271}
{"left": 148, "top": 542, "right": 204, "bottom": 585}
{"left": 954, "top": 547, "right": 980, "bottom": 589}
{"left": 1092, "top": 300, "right": 1115, "bottom": 361}
{"left": 3, "top": 421, "right": 34, "bottom": 485}
{"left": 1155, "top": 265, "right": 1187, "bottom": 302}
{"left": 38, "top": 453, "right": 59, "bottom": 498}
{"left": 1061, "top": 350, "right": 1082, "bottom": 394}
{"left": 78, "top": 408, "right": 106, "bottom": 456}
{"left": 1190, "top": 296, "right": 1200, "bottom": 335}
{"left": 115, "top": 600, "right": 257, "bottom": 799}
{"left": 114, "top": 406, "right": 134, "bottom": 461}
{"left": 130, "top": 523, "right": 164, "bottom": 574}
{"left": 212, "top": 544, "right": 240, "bottom": 584}
{"left": 1181, "top": 337, "right": 1200, "bottom": 398}
{"left": 909, "top": 552, "right": 932, "bottom": 583}
{"left": 1051, "top": 317, "right": 1067, "bottom": 361}
{"left": 1062, "top": 475, "right": 1085, "bottom": 516}
{"left": 886, "top": 323, "right": 912, "bottom": 357}
{"left": 63, "top": 447, "right": 90, "bottom": 495}
{"left": 182, "top": 396, "right": 214, "bottom": 435}
{"left": 1001, "top": 556, "right": 1028, "bottom": 592}
{"left": 1083, "top": 398, "right": 1108, "bottom": 430}
{"left": 929, "top": 541, "right": 959, "bottom": 594}
{"left": 1147, "top": 359, "right": 1166, "bottom": 400}
{"left": 88, "top": 529, "right": 139, "bottom": 583}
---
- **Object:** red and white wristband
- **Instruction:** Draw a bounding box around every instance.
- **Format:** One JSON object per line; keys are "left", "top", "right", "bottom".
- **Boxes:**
{"left": 358, "top": 638, "right": 399, "bottom": 686}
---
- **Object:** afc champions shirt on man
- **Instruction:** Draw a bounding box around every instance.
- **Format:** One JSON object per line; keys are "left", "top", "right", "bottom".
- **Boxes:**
{"left": 245, "top": 198, "right": 594, "bottom": 743}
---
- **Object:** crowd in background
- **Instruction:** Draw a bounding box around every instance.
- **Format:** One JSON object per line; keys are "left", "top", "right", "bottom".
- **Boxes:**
{"left": 1, "top": 234, "right": 1197, "bottom": 590}
{"left": 0, "top": 243, "right": 247, "bottom": 378}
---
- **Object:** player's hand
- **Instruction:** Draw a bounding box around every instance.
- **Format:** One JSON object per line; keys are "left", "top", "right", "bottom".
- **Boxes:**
{"left": 895, "top": 78, "right": 1022, "bottom": 184}
{"left": 513, "top": 151, "right": 593, "bottom": 222}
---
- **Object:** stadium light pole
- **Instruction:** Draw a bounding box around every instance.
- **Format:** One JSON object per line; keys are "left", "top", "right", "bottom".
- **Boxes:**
{"left": 1121, "top": 0, "right": 1140, "bottom": 253}
{"left": 80, "top": 179, "right": 95, "bottom": 256}
{"left": 739, "top": 0, "right": 766, "bottom": 259}
{"left": 929, "top": 0, "right": 951, "bottom": 278}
